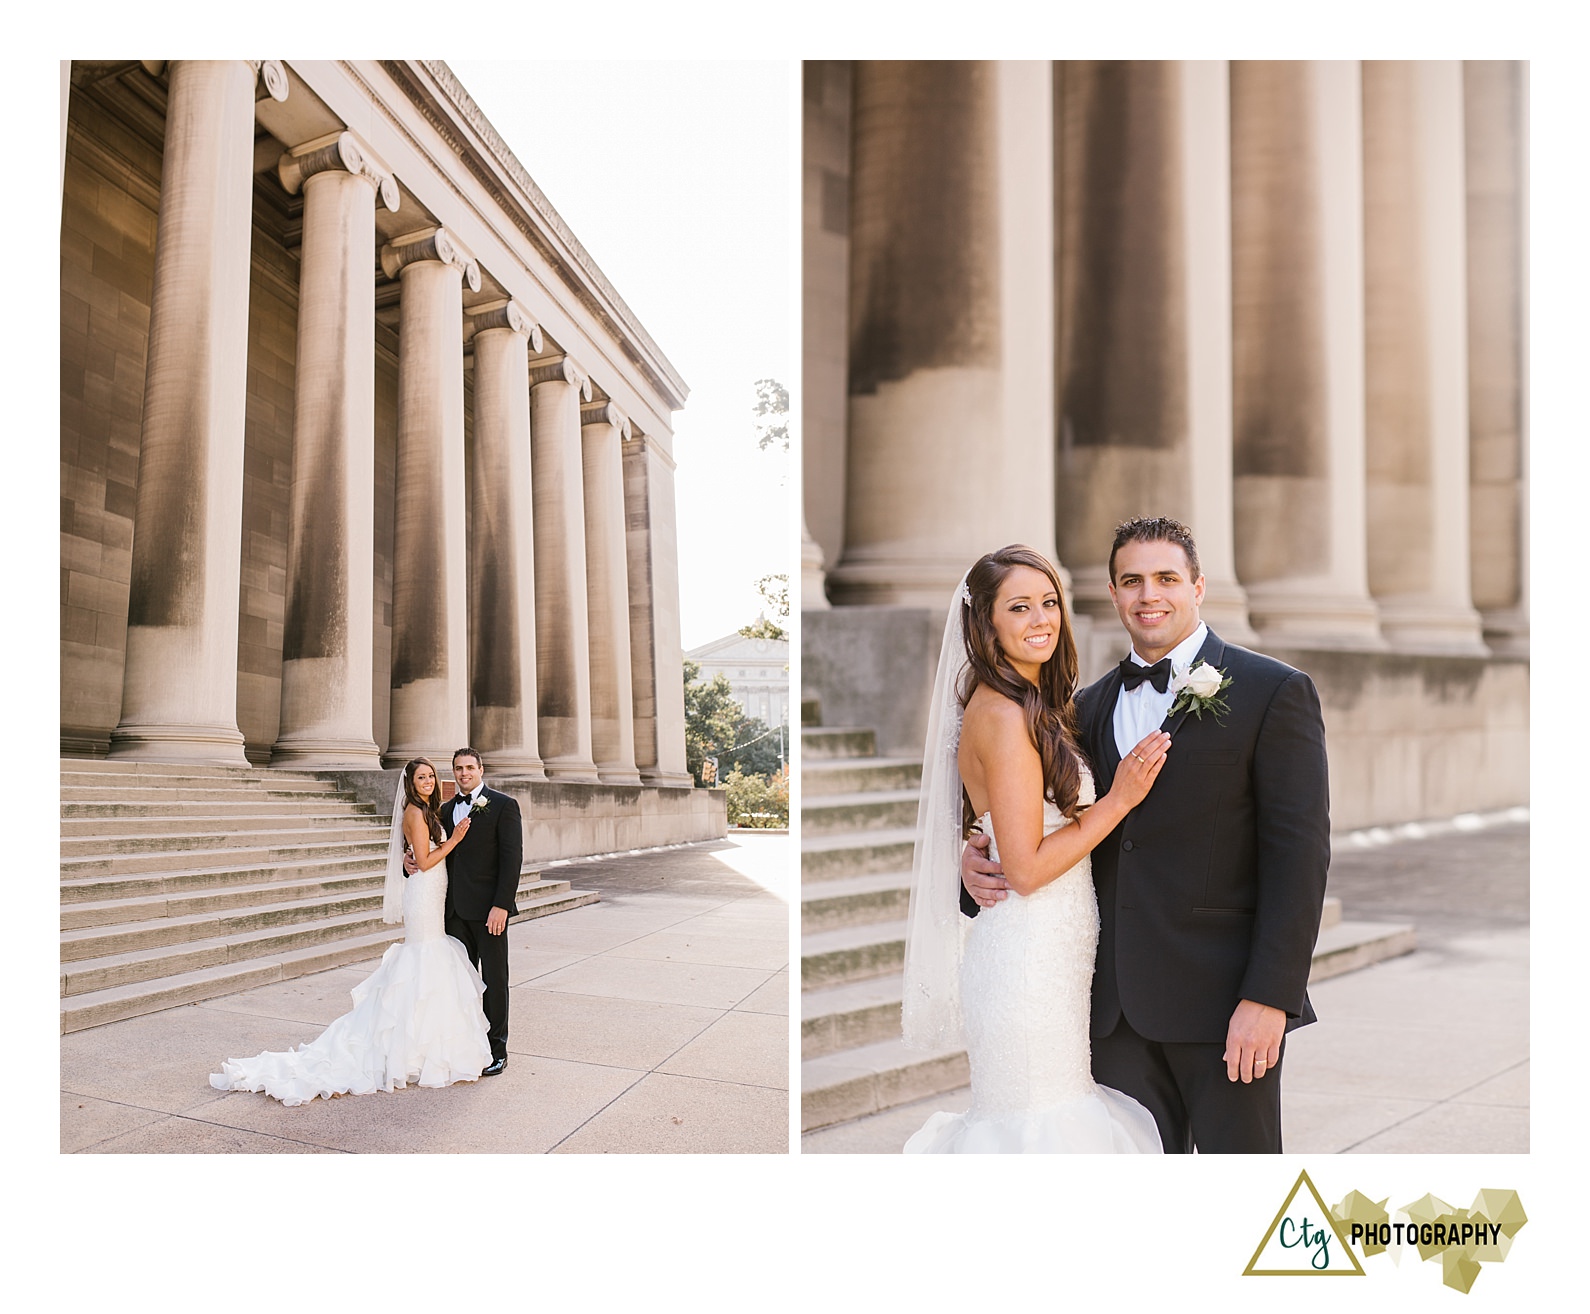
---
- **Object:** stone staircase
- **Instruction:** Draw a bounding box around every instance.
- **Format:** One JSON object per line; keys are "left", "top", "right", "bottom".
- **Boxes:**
{"left": 60, "top": 759, "right": 598, "bottom": 1034}
{"left": 798, "top": 703, "right": 1415, "bottom": 1135}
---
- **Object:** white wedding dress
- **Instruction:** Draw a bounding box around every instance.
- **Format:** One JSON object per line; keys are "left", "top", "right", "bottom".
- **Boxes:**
{"left": 210, "top": 832, "right": 492, "bottom": 1106}
{"left": 904, "top": 770, "right": 1162, "bottom": 1153}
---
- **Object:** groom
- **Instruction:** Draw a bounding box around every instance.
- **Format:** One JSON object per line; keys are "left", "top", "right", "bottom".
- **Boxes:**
{"left": 440, "top": 747, "right": 521, "bottom": 1077}
{"left": 962, "top": 517, "right": 1330, "bottom": 1152}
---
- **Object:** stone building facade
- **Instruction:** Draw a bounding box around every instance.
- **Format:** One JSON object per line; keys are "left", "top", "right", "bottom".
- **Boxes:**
{"left": 685, "top": 632, "right": 791, "bottom": 732}
{"left": 802, "top": 60, "right": 1528, "bottom": 829}
{"left": 61, "top": 60, "right": 716, "bottom": 851}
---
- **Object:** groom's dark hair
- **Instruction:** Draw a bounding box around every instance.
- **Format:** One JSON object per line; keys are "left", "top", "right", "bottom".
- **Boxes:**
{"left": 1108, "top": 516, "right": 1202, "bottom": 584}
{"left": 452, "top": 747, "right": 483, "bottom": 769}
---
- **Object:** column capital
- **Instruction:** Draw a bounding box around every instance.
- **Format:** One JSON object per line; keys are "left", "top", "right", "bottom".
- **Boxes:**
{"left": 380, "top": 226, "right": 482, "bottom": 291}
{"left": 580, "top": 399, "right": 631, "bottom": 439}
{"left": 465, "top": 298, "right": 543, "bottom": 350}
{"left": 529, "top": 355, "right": 593, "bottom": 400}
{"left": 279, "top": 130, "right": 400, "bottom": 211}
{"left": 141, "top": 60, "right": 288, "bottom": 103}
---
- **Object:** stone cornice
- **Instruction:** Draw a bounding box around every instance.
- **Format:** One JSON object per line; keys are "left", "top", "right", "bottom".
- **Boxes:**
{"left": 374, "top": 60, "right": 688, "bottom": 413}
{"left": 529, "top": 356, "right": 593, "bottom": 400}
{"left": 279, "top": 131, "right": 400, "bottom": 212}
{"left": 380, "top": 226, "right": 482, "bottom": 291}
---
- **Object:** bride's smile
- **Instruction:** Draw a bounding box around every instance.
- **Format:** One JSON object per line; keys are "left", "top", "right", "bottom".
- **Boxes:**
{"left": 989, "top": 564, "right": 1062, "bottom": 683}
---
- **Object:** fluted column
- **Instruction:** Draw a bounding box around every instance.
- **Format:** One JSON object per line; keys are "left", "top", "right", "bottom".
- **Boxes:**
{"left": 271, "top": 132, "right": 398, "bottom": 766}
{"left": 581, "top": 400, "right": 641, "bottom": 785}
{"left": 1464, "top": 60, "right": 1529, "bottom": 657}
{"left": 1229, "top": 61, "right": 1384, "bottom": 647}
{"left": 110, "top": 60, "right": 286, "bottom": 763}
{"left": 1054, "top": 60, "right": 1253, "bottom": 640}
{"left": 832, "top": 60, "right": 1056, "bottom": 607}
{"left": 381, "top": 228, "right": 481, "bottom": 764}
{"left": 1362, "top": 61, "right": 1488, "bottom": 653}
{"left": 529, "top": 356, "right": 599, "bottom": 782}
{"left": 466, "top": 299, "right": 547, "bottom": 777}
{"left": 622, "top": 426, "right": 692, "bottom": 787}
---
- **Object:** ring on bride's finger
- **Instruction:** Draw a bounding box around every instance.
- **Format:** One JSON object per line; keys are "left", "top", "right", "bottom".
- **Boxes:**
{"left": 1132, "top": 752, "right": 1145, "bottom": 763}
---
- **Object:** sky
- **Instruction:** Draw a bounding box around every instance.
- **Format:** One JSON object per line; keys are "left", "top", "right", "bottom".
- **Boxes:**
{"left": 448, "top": 61, "right": 794, "bottom": 652}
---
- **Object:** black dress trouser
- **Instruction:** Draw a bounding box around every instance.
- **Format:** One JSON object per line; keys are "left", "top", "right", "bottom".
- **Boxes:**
{"left": 1091, "top": 1013, "right": 1285, "bottom": 1153}
{"left": 445, "top": 911, "right": 509, "bottom": 1061}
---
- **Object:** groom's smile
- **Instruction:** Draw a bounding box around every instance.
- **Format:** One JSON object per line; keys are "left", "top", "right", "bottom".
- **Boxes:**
{"left": 1108, "top": 539, "right": 1205, "bottom": 664}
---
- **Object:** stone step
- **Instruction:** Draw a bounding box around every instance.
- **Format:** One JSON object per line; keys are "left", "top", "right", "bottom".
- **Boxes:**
{"left": 59, "top": 928, "right": 407, "bottom": 1034}
{"left": 1308, "top": 918, "right": 1416, "bottom": 983}
{"left": 61, "top": 840, "right": 394, "bottom": 887}
{"left": 801, "top": 757, "right": 922, "bottom": 798}
{"left": 802, "top": 1036, "right": 969, "bottom": 1133}
{"left": 802, "top": 976, "right": 904, "bottom": 1058}
{"left": 801, "top": 919, "right": 907, "bottom": 990}
{"left": 64, "top": 820, "right": 391, "bottom": 859}
{"left": 61, "top": 871, "right": 571, "bottom": 931}
{"left": 60, "top": 779, "right": 345, "bottom": 800}
{"left": 61, "top": 889, "right": 393, "bottom": 961}
{"left": 60, "top": 909, "right": 398, "bottom": 997}
{"left": 801, "top": 827, "right": 916, "bottom": 882}
{"left": 62, "top": 799, "right": 376, "bottom": 823}
{"left": 62, "top": 759, "right": 336, "bottom": 781}
{"left": 801, "top": 726, "right": 878, "bottom": 761}
{"left": 59, "top": 804, "right": 381, "bottom": 833}
{"left": 802, "top": 789, "right": 920, "bottom": 837}
{"left": 58, "top": 886, "right": 602, "bottom": 1033}
{"left": 1321, "top": 895, "right": 1341, "bottom": 931}
{"left": 800, "top": 871, "right": 912, "bottom": 934}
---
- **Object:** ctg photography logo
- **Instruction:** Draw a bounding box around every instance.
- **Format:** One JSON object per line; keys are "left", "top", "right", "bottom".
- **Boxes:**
{"left": 1244, "top": 1170, "right": 1528, "bottom": 1293}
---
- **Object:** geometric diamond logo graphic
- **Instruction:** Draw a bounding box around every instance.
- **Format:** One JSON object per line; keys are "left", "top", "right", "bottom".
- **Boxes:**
{"left": 1244, "top": 1169, "right": 1367, "bottom": 1276}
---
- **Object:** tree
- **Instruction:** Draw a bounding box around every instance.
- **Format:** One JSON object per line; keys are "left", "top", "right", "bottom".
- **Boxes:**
{"left": 739, "top": 616, "right": 785, "bottom": 641}
{"left": 753, "top": 378, "right": 788, "bottom": 453}
{"left": 739, "top": 574, "right": 790, "bottom": 641}
{"left": 682, "top": 658, "right": 743, "bottom": 788}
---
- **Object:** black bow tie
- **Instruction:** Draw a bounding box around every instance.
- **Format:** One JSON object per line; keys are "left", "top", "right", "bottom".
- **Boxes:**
{"left": 1119, "top": 656, "right": 1172, "bottom": 693}
{"left": 455, "top": 793, "right": 474, "bottom": 808}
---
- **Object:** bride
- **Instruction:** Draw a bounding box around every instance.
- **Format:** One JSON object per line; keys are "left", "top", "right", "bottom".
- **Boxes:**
{"left": 210, "top": 757, "right": 493, "bottom": 1105}
{"left": 902, "top": 545, "right": 1168, "bottom": 1153}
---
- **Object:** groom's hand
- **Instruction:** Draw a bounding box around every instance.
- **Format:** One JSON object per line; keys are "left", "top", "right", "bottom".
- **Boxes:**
{"left": 486, "top": 907, "right": 508, "bottom": 936}
{"left": 961, "top": 832, "right": 1009, "bottom": 907}
{"left": 1224, "top": 999, "right": 1284, "bottom": 1082}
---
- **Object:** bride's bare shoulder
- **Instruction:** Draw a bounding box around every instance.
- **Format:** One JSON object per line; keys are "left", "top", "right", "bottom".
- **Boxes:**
{"left": 961, "top": 683, "right": 1027, "bottom": 744}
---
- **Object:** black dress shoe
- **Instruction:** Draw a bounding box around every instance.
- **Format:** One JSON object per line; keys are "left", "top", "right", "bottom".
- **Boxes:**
{"left": 481, "top": 1057, "right": 508, "bottom": 1077}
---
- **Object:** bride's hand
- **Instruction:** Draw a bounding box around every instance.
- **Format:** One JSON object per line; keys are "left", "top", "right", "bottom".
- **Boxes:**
{"left": 1109, "top": 731, "right": 1171, "bottom": 808}
{"left": 451, "top": 817, "right": 471, "bottom": 842}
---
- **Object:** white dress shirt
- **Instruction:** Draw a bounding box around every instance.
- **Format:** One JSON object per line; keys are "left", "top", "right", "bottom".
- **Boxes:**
{"left": 452, "top": 789, "right": 477, "bottom": 824}
{"left": 1112, "top": 621, "right": 1208, "bottom": 758}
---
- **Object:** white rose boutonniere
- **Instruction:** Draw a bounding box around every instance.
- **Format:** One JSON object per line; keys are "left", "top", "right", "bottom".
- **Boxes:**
{"left": 1170, "top": 660, "right": 1232, "bottom": 724}
{"left": 469, "top": 795, "right": 489, "bottom": 816}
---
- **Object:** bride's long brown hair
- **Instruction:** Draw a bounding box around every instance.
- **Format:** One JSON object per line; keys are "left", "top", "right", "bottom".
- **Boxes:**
{"left": 403, "top": 758, "right": 446, "bottom": 846}
{"left": 958, "top": 545, "right": 1086, "bottom": 828}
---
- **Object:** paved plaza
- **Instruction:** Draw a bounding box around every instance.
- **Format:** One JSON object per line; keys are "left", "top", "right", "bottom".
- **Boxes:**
{"left": 803, "top": 821, "right": 1528, "bottom": 1153}
{"left": 61, "top": 832, "right": 790, "bottom": 1154}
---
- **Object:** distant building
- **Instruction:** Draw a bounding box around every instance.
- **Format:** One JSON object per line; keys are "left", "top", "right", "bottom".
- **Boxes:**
{"left": 686, "top": 632, "right": 789, "bottom": 730}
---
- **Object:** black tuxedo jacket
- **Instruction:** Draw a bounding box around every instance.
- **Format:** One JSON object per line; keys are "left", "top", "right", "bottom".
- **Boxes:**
{"left": 960, "top": 628, "right": 1330, "bottom": 1045}
{"left": 441, "top": 786, "right": 523, "bottom": 922}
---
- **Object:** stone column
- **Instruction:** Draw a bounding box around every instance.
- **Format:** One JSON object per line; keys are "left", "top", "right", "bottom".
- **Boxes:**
{"left": 380, "top": 228, "right": 481, "bottom": 765}
{"left": 1229, "top": 62, "right": 1384, "bottom": 648}
{"left": 1362, "top": 61, "right": 1488, "bottom": 653}
{"left": 581, "top": 400, "right": 642, "bottom": 785}
{"left": 270, "top": 132, "right": 398, "bottom": 766}
{"left": 1054, "top": 60, "right": 1253, "bottom": 642}
{"left": 831, "top": 60, "right": 1056, "bottom": 607}
{"left": 110, "top": 60, "right": 286, "bottom": 763}
{"left": 622, "top": 426, "right": 693, "bottom": 787}
{"left": 1464, "top": 61, "right": 1529, "bottom": 657}
{"left": 529, "top": 356, "right": 600, "bottom": 782}
{"left": 465, "top": 299, "right": 548, "bottom": 777}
